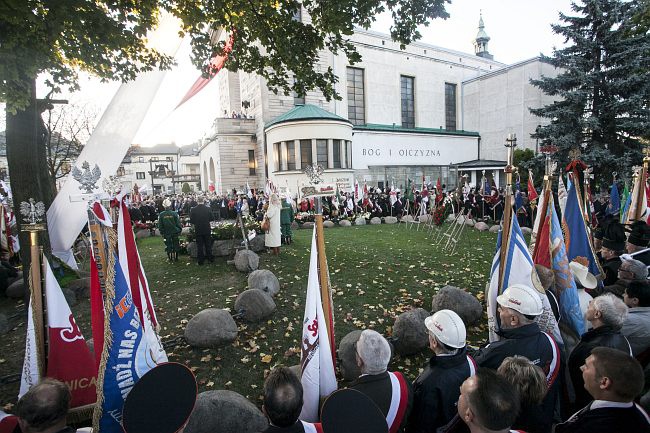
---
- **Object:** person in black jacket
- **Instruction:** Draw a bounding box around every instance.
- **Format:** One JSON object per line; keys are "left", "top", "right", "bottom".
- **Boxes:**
{"left": 350, "top": 330, "right": 413, "bottom": 433}
{"left": 555, "top": 347, "right": 650, "bottom": 433}
{"left": 497, "top": 355, "right": 551, "bottom": 433}
{"left": 190, "top": 199, "right": 214, "bottom": 265}
{"left": 408, "top": 310, "right": 476, "bottom": 433}
{"left": 472, "top": 284, "right": 561, "bottom": 423}
{"left": 261, "top": 367, "right": 321, "bottom": 433}
{"left": 599, "top": 221, "right": 626, "bottom": 286}
{"left": 568, "top": 293, "right": 632, "bottom": 411}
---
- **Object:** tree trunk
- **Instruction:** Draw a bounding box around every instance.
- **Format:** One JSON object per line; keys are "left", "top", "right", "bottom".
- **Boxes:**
{"left": 5, "top": 78, "right": 55, "bottom": 289}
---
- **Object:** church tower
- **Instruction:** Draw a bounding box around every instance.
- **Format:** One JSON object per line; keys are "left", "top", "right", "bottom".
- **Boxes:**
{"left": 474, "top": 12, "right": 493, "bottom": 60}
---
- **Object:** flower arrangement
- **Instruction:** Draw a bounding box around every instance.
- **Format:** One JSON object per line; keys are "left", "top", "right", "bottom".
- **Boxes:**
{"left": 294, "top": 212, "right": 315, "bottom": 223}
{"left": 433, "top": 205, "right": 449, "bottom": 226}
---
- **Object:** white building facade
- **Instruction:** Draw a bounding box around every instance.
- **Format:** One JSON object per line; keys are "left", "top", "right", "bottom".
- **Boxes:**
{"left": 197, "top": 14, "right": 558, "bottom": 194}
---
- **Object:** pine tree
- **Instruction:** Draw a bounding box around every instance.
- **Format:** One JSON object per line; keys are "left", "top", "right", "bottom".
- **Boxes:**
{"left": 530, "top": 0, "right": 650, "bottom": 183}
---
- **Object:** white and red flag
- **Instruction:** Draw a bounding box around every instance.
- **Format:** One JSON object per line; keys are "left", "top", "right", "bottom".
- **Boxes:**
{"left": 528, "top": 170, "right": 539, "bottom": 202}
{"left": 354, "top": 180, "right": 360, "bottom": 203}
{"left": 299, "top": 226, "right": 337, "bottom": 422}
{"left": 116, "top": 193, "right": 167, "bottom": 364}
{"left": 20, "top": 258, "right": 97, "bottom": 408}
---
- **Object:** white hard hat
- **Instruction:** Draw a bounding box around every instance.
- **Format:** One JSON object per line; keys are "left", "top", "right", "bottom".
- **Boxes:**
{"left": 424, "top": 309, "right": 467, "bottom": 349}
{"left": 496, "top": 284, "right": 543, "bottom": 316}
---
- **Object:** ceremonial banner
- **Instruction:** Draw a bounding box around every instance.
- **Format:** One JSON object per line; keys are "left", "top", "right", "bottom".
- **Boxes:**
{"left": 564, "top": 183, "right": 602, "bottom": 279}
{"left": 606, "top": 180, "right": 620, "bottom": 216}
{"left": 527, "top": 171, "right": 539, "bottom": 202}
{"left": 558, "top": 175, "right": 568, "bottom": 218}
{"left": 625, "top": 170, "right": 649, "bottom": 224}
{"left": 117, "top": 194, "right": 167, "bottom": 365}
{"left": 546, "top": 196, "right": 586, "bottom": 335}
{"left": 487, "top": 212, "right": 559, "bottom": 342}
{"left": 20, "top": 260, "right": 97, "bottom": 409}
{"left": 94, "top": 255, "right": 156, "bottom": 433}
{"left": 299, "top": 227, "right": 337, "bottom": 422}
{"left": 529, "top": 188, "right": 548, "bottom": 257}
{"left": 43, "top": 259, "right": 97, "bottom": 407}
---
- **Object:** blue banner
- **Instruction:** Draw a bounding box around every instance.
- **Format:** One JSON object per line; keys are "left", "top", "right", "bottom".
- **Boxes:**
{"left": 564, "top": 184, "right": 601, "bottom": 279}
{"left": 98, "top": 256, "right": 152, "bottom": 432}
{"left": 607, "top": 182, "right": 620, "bottom": 216}
{"left": 548, "top": 195, "right": 586, "bottom": 335}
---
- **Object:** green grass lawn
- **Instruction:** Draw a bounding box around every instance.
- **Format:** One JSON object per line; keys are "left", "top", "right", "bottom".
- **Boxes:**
{"left": 0, "top": 223, "right": 498, "bottom": 409}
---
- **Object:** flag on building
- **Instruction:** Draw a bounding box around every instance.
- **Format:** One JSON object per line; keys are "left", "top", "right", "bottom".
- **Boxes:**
{"left": 20, "top": 259, "right": 97, "bottom": 409}
{"left": 564, "top": 183, "right": 602, "bottom": 280}
{"left": 528, "top": 170, "right": 539, "bottom": 202}
{"left": 534, "top": 195, "right": 585, "bottom": 335}
{"left": 487, "top": 211, "right": 558, "bottom": 342}
{"left": 299, "top": 227, "right": 337, "bottom": 422}
{"left": 117, "top": 193, "right": 167, "bottom": 365}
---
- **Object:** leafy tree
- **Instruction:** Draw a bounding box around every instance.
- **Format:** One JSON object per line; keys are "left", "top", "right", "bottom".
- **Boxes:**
{"left": 513, "top": 148, "right": 536, "bottom": 184}
{"left": 182, "top": 182, "right": 191, "bottom": 194}
{"left": 1, "top": 0, "right": 448, "bottom": 268}
{"left": 530, "top": 0, "right": 650, "bottom": 183}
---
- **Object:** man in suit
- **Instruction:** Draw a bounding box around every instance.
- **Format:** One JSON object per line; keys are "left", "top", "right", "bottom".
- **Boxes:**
{"left": 554, "top": 347, "right": 650, "bottom": 432}
{"left": 190, "top": 198, "right": 213, "bottom": 265}
{"left": 350, "top": 329, "right": 413, "bottom": 433}
{"left": 261, "top": 367, "right": 322, "bottom": 433}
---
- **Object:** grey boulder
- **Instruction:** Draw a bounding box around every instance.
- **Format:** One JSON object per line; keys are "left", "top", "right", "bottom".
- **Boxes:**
{"left": 418, "top": 215, "right": 431, "bottom": 223}
{"left": 302, "top": 222, "right": 315, "bottom": 229}
{"left": 184, "top": 309, "right": 238, "bottom": 348}
{"left": 234, "top": 250, "right": 259, "bottom": 272}
{"left": 384, "top": 216, "right": 398, "bottom": 224}
{"left": 6, "top": 279, "right": 25, "bottom": 299}
{"left": 234, "top": 289, "right": 276, "bottom": 322}
{"left": 370, "top": 217, "right": 382, "bottom": 225}
{"left": 474, "top": 222, "right": 489, "bottom": 232}
{"left": 392, "top": 308, "right": 430, "bottom": 355}
{"left": 489, "top": 225, "right": 501, "bottom": 233}
{"left": 431, "top": 285, "right": 483, "bottom": 327}
{"left": 401, "top": 215, "right": 414, "bottom": 223}
{"left": 354, "top": 217, "right": 366, "bottom": 226}
{"left": 521, "top": 226, "right": 533, "bottom": 235}
{"left": 248, "top": 234, "right": 266, "bottom": 253}
{"left": 339, "top": 219, "right": 352, "bottom": 227}
{"left": 248, "top": 270, "right": 280, "bottom": 297}
{"left": 213, "top": 240, "right": 235, "bottom": 257}
{"left": 338, "top": 330, "right": 363, "bottom": 381}
{"left": 465, "top": 219, "right": 476, "bottom": 227}
{"left": 183, "top": 390, "right": 268, "bottom": 433}
{"left": 135, "top": 229, "right": 150, "bottom": 239}
{"left": 323, "top": 220, "right": 335, "bottom": 228}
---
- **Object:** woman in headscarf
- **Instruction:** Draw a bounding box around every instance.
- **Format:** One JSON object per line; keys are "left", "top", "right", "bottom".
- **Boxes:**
{"left": 265, "top": 193, "right": 282, "bottom": 255}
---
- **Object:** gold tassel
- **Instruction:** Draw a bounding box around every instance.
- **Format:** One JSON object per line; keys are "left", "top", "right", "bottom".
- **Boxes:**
{"left": 92, "top": 226, "right": 118, "bottom": 431}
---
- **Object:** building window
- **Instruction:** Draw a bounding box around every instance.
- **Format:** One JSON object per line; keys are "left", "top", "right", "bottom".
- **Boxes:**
{"left": 138, "top": 157, "right": 144, "bottom": 163}
{"left": 274, "top": 142, "right": 281, "bottom": 171}
{"left": 347, "top": 67, "right": 365, "bottom": 125}
{"left": 316, "top": 139, "right": 328, "bottom": 167}
{"left": 445, "top": 83, "right": 457, "bottom": 130}
{"left": 287, "top": 141, "right": 296, "bottom": 170}
{"left": 300, "top": 140, "right": 312, "bottom": 169}
{"left": 248, "top": 150, "right": 256, "bottom": 175}
{"left": 166, "top": 156, "right": 173, "bottom": 161}
{"left": 294, "top": 77, "right": 305, "bottom": 106}
{"left": 136, "top": 172, "right": 146, "bottom": 180}
{"left": 332, "top": 139, "right": 341, "bottom": 168}
{"left": 151, "top": 156, "right": 159, "bottom": 161}
{"left": 401, "top": 75, "right": 415, "bottom": 128}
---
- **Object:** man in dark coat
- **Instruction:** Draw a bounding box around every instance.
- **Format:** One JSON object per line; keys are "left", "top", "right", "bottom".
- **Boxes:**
{"left": 350, "top": 330, "right": 413, "bottom": 433}
{"left": 472, "top": 284, "right": 561, "bottom": 422}
{"left": 568, "top": 293, "right": 632, "bottom": 411}
{"left": 626, "top": 220, "right": 650, "bottom": 267}
{"left": 190, "top": 199, "right": 213, "bottom": 265}
{"left": 261, "top": 367, "right": 321, "bottom": 433}
{"left": 408, "top": 310, "right": 476, "bottom": 433}
{"left": 555, "top": 347, "right": 650, "bottom": 433}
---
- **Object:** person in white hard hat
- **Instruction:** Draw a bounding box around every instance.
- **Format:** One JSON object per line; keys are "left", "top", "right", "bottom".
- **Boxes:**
{"left": 473, "top": 284, "right": 561, "bottom": 423}
{"left": 408, "top": 310, "right": 477, "bottom": 433}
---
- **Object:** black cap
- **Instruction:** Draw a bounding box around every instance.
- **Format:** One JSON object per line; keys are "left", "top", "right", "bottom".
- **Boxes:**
{"left": 627, "top": 221, "right": 650, "bottom": 247}
{"left": 603, "top": 221, "right": 626, "bottom": 251}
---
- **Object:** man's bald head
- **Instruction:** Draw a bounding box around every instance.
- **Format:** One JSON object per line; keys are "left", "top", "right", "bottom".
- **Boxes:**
{"left": 15, "top": 378, "right": 70, "bottom": 433}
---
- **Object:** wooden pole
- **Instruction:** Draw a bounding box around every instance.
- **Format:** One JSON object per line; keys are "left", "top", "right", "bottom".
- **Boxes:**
{"left": 314, "top": 213, "right": 335, "bottom": 363}
{"left": 29, "top": 229, "right": 46, "bottom": 376}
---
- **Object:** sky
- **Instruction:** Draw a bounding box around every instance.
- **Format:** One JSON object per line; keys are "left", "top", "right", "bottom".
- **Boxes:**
{"left": 13, "top": 0, "right": 575, "bottom": 147}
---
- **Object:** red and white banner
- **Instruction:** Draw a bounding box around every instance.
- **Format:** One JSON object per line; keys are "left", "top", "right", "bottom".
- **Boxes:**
{"left": 20, "top": 259, "right": 97, "bottom": 408}
{"left": 116, "top": 193, "right": 167, "bottom": 364}
{"left": 528, "top": 170, "right": 539, "bottom": 202}
{"left": 299, "top": 227, "right": 337, "bottom": 422}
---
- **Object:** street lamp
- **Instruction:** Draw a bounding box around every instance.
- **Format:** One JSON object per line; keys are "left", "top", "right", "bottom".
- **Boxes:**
{"left": 535, "top": 125, "right": 541, "bottom": 154}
